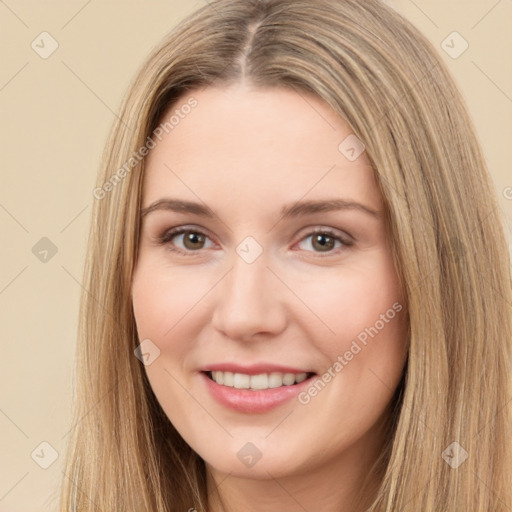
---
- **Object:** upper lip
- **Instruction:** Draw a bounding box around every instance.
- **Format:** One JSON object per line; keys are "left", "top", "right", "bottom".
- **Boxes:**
{"left": 200, "top": 363, "right": 315, "bottom": 375}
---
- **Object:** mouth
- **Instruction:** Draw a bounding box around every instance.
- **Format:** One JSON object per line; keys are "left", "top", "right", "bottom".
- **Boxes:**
{"left": 201, "top": 369, "right": 318, "bottom": 413}
{"left": 203, "top": 370, "right": 317, "bottom": 391}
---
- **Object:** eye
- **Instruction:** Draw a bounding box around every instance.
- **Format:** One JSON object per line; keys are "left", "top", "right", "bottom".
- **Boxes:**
{"left": 159, "top": 227, "right": 214, "bottom": 256}
{"left": 157, "top": 226, "right": 353, "bottom": 257}
{"left": 295, "top": 228, "right": 353, "bottom": 256}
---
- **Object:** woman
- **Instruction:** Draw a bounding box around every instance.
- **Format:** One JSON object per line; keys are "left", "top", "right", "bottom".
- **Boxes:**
{"left": 60, "top": 0, "right": 512, "bottom": 510}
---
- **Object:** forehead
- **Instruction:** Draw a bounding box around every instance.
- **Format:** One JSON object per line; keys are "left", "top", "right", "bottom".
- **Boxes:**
{"left": 143, "top": 84, "right": 382, "bottom": 212}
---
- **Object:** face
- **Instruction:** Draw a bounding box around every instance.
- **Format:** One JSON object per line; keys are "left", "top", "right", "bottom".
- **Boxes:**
{"left": 131, "top": 84, "right": 408, "bottom": 482}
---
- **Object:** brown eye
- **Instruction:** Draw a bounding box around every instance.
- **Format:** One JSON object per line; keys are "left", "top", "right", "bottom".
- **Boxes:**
{"left": 311, "top": 233, "right": 336, "bottom": 252}
{"left": 181, "top": 231, "right": 206, "bottom": 250}
{"left": 160, "top": 228, "right": 214, "bottom": 255}
{"left": 296, "top": 228, "right": 352, "bottom": 255}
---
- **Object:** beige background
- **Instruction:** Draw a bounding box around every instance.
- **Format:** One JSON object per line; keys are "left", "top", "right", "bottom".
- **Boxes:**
{"left": 1, "top": 1, "right": 511, "bottom": 510}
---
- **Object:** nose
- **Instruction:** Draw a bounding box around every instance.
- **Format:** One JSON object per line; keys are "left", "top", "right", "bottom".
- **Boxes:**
{"left": 211, "top": 249, "right": 287, "bottom": 342}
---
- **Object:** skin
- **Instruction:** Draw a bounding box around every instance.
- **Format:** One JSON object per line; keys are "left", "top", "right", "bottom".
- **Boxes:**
{"left": 131, "top": 83, "right": 409, "bottom": 512}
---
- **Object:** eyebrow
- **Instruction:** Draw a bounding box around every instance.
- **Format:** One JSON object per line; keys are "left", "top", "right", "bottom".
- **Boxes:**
{"left": 140, "top": 198, "right": 380, "bottom": 220}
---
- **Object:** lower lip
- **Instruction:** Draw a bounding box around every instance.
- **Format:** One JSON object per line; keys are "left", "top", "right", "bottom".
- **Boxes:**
{"left": 200, "top": 372, "right": 316, "bottom": 413}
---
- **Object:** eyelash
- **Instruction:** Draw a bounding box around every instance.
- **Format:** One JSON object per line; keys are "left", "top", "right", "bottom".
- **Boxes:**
{"left": 157, "top": 226, "right": 354, "bottom": 258}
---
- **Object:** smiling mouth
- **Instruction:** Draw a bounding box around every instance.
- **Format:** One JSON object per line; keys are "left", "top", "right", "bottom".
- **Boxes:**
{"left": 203, "top": 370, "right": 317, "bottom": 391}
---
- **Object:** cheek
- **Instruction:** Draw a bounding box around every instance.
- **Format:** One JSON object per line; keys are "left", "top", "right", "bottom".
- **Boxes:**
{"left": 130, "top": 248, "right": 409, "bottom": 467}
{"left": 297, "top": 255, "right": 408, "bottom": 413}
{"left": 300, "top": 253, "right": 408, "bottom": 407}
{"left": 131, "top": 259, "right": 206, "bottom": 343}
{"left": 132, "top": 247, "right": 407, "bottom": 359}
{"left": 297, "top": 254, "right": 405, "bottom": 348}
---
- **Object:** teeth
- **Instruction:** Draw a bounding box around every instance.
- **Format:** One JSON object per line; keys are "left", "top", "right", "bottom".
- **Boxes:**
{"left": 282, "top": 373, "right": 295, "bottom": 385}
{"left": 223, "top": 371, "right": 234, "bottom": 386}
{"left": 295, "top": 373, "right": 307, "bottom": 383}
{"left": 250, "top": 373, "right": 268, "bottom": 390}
{"left": 212, "top": 371, "right": 224, "bottom": 385}
{"left": 209, "top": 371, "right": 309, "bottom": 390}
{"left": 233, "top": 373, "right": 250, "bottom": 389}
{"left": 268, "top": 372, "right": 283, "bottom": 388}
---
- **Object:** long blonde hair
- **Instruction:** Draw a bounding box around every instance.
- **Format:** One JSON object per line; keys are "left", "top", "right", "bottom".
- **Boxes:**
{"left": 60, "top": 0, "right": 512, "bottom": 510}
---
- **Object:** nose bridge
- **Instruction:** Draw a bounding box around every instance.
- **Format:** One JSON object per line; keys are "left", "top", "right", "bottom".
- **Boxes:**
{"left": 211, "top": 240, "right": 286, "bottom": 340}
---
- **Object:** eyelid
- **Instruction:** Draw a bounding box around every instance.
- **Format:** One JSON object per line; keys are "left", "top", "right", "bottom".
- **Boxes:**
{"left": 157, "top": 224, "right": 354, "bottom": 257}
{"left": 292, "top": 226, "right": 354, "bottom": 257}
{"left": 297, "top": 225, "right": 354, "bottom": 243}
{"left": 157, "top": 225, "right": 217, "bottom": 254}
